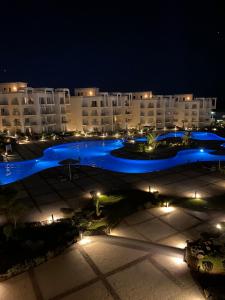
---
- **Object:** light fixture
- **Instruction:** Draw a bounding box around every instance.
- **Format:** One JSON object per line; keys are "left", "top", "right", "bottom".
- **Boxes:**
{"left": 96, "top": 191, "right": 101, "bottom": 197}
{"left": 200, "top": 149, "right": 204, "bottom": 153}
{"left": 161, "top": 206, "right": 175, "bottom": 213}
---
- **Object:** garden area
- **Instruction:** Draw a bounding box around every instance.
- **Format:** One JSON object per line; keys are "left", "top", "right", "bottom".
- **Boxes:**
{"left": 111, "top": 131, "right": 225, "bottom": 160}
{"left": 0, "top": 184, "right": 165, "bottom": 280}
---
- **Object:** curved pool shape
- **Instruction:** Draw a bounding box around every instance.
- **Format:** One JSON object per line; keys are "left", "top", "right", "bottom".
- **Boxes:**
{"left": 136, "top": 131, "right": 225, "bottom": 142}
{"left": 1, "top": 139, "right": 225, "bottom": 185}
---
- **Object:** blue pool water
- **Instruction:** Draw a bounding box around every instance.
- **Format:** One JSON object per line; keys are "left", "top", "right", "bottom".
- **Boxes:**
{"left": 1, "top": 136, "right": 225, "bottom": 185}
{"left": 136, "top": 131, "right": 225, "bottom": 142}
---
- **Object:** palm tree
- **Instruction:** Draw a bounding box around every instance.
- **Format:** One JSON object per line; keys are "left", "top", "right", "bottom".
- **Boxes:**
{"left": 182, "top": 132, "right": 190, "bottom": 147}
{"left": 146, "top": 132, "right": 158, "bottom": 149}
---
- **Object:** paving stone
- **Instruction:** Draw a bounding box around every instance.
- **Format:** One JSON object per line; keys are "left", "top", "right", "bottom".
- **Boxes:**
{"left": 34, "top": 248, "right": 96, "bottom": 299}
{"left": 83, "top": 241, "right": 147, "bottom": 274}
{"left": 134, "top": 218, "right": 176, "bottom": 242}
{"left": 0, "top": 273, "right": 36, "bottom": 300}
{"left": 160, "top": 210, "right": 200, "bottom": 231}
{"left": 63, "top": 281, "right": 114, "bottom": 300}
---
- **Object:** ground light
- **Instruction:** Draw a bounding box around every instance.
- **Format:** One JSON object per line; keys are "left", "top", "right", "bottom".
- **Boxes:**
{"left": 161, "top": 206, "right": 175, "bottom": 213}
{"left": 216, "top": 223, "right": 222, "bottom": 230}
{"left": 79, "top": 237, "right": 92, "bottom": 245}
{"left": 172, "top": 257, "right": 185, "bottom": 265}
{"left": 193, "top": 191, "right": 201, "bottom": 199}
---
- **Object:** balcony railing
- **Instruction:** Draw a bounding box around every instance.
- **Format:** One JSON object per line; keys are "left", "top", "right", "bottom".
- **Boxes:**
{"left": 24, "top": 111, "right": 36, "bottom": 115}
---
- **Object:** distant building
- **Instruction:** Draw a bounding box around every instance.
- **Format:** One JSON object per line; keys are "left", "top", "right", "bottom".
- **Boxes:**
{"left": 0, "top": 82, "right": 71, "bottom": 134}
{"left": 70, "top": 88, "right": 216, "bottom": 132}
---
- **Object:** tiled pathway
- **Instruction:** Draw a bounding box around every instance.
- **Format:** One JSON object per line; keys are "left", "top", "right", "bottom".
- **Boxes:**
{"left": 1, "top": 207, "right": 224, "bottom": 300}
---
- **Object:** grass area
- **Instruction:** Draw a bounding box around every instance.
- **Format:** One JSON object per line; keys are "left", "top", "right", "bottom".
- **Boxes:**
{"left": 172, "top": 194, "right": 225, "bottom": 211}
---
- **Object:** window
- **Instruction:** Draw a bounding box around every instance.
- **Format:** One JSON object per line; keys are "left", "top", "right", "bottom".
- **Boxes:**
{"left": 39, "top": 97, "right": 45, "bottom": 105}
{"left": 91, "top": 101, "right": 97, "bottom": 107}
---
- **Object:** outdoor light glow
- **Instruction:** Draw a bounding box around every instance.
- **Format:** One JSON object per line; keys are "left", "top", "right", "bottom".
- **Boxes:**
{"left": 144, "top": 93, "right": 148, "bottom": 99}
{"left": 192, "top": 191, "right": 201, "bottom": 199}
{"left": 12, "top": 86, "right": 17, "bottom": 92}
{"left": 79, "top": 237, "right": 92, "bottom": 245}
{"left": 216, "top": 223, "right": 222, "bottom": 230}
{"left": 161, "top": 206, "right": 175, "bottom": 213}
{"left": 172, "top": 257, "right": 185, "bottom": 265}
{"left": 89, "top": 90, "right": 93, "bottom": 96}
{"left": 96, "top": 192, "right": 101, "bottom": 197}
{"left": 200, "top": 148, "right": 204, "bottom": 152}
{"left": 186, "top": 96, "right": 190, "bottom": 100}
{"left": 176, "top": 242, "right": 186, "bottom": 249}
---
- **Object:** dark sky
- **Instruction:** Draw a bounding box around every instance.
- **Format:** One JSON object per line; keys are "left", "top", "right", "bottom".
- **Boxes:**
{"left": 0, "top": 1, "right": 225, "bottom": 108}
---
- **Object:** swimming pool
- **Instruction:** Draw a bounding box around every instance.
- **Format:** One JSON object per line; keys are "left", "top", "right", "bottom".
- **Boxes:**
{"left": 136, "top": 131, "right": 225, "bottom": 142}
{"left": 1, "top": 137, "right": 225, "bottom": 185}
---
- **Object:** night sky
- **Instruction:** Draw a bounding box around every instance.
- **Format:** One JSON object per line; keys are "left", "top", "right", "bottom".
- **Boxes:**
{"left": 0, "top": 1, "right": 225, "bottom": 108}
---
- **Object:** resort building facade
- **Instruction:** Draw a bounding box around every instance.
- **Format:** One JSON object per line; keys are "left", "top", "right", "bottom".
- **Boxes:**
{"left": 0, "top": 82, "right": 71, "bottom": 134}
{"left": 0, "top": 83, "right": 217, "bottom": 134}
{"left": 70, "top": 88, "right": 216, "bottom": 132}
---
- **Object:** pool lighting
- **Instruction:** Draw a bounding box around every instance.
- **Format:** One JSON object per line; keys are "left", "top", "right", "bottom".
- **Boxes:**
{"left": 200, "top": 148, "right": 204, "bottom": 153}
{"left": 216, "top": 223, "right": 222, "bottom": 230}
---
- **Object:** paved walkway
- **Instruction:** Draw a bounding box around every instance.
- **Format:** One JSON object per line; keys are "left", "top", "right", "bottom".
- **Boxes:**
{"left": 1, "top": 206, "right": 224, "bottom": 300}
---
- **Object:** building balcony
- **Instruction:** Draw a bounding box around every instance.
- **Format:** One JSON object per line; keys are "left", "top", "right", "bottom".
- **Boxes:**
{"left": 23, "top": 111, "right": 36, "bottom": 116}
{"left": 41, "top": 111, "right": 55, "bottom": 115}
{"left": 14, "top": 122, "right": 22, "bottom": 126}
{"left": 13, "top": 112, "right": 20, "bottom": 116}
{"left": 24, "top": 121, "right": 38, "bottom": 126}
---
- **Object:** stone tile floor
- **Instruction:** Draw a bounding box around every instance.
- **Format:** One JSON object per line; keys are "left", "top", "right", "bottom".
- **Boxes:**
{"left": 1, "top": 141, "right": 225, "bottom": 299}
{"left": 1, "top": 206, "right": 224, "bottom": 300}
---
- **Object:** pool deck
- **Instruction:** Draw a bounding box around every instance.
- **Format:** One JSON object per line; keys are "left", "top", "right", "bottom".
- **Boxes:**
{"left": 2, "top": 138, "right": 225, "bottom": 224}
{"left": 1, "top": 140, "right": 225, "bottom": 299}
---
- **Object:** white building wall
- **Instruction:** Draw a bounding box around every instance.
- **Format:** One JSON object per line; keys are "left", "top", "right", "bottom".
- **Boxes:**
{"left": 0, "top": 82, "right": 71, "bottom": 134}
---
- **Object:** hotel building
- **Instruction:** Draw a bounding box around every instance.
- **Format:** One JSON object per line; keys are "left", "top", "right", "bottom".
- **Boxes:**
{"left": 0, "top": 82, "right": 71, "bottom": 135}
{"left": 70, "top": 88, "right": 216, "bottom": 132}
